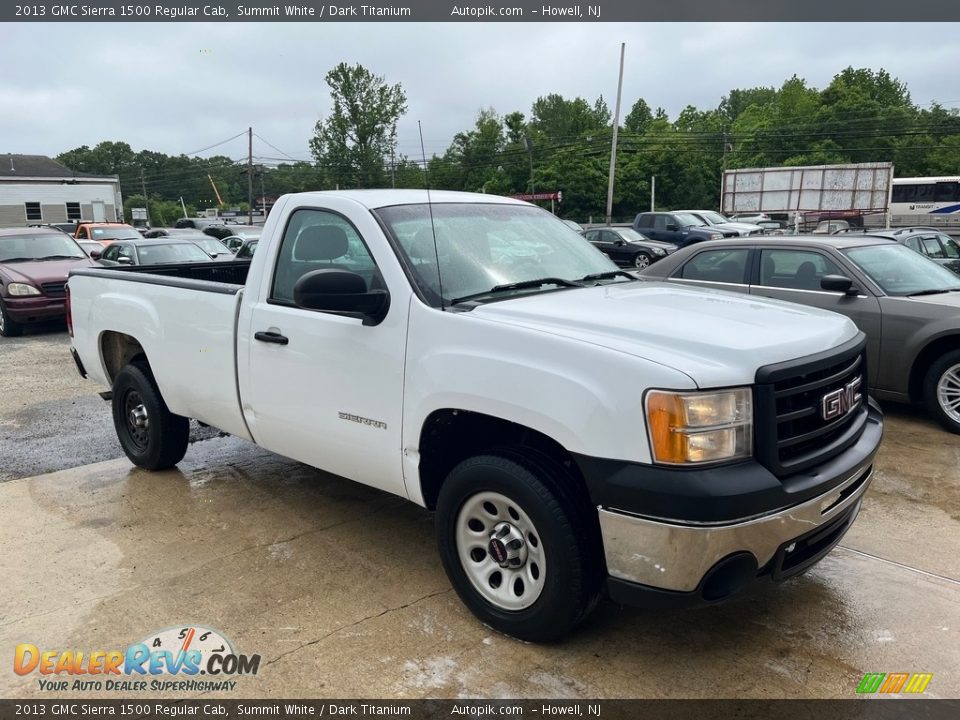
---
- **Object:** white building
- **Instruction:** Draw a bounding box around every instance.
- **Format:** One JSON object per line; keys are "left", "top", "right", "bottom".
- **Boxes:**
{"left": 0, "top": 154, "right": 123, "bottom": 227}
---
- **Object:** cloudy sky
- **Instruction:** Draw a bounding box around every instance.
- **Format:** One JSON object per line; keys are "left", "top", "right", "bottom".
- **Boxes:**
{"left": 1, "top": 22, "right": 957, "bottom": 165}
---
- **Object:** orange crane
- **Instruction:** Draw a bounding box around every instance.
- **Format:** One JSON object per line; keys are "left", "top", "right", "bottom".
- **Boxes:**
{"left": 207, "top": 174, "right": 224, "bottom": 206}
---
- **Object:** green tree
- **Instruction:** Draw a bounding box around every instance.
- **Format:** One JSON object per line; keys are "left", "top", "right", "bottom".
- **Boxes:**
{"left": 309, "top": 62, "right": 407, "bottom": 188}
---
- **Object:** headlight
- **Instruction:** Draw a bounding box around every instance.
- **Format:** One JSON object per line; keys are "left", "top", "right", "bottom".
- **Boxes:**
{"left": 651, "top": 247, "right": 666, "bottom": 256}
{"left": 645, "top": 388, "right": 753, "bottom": 465}
{"left": 7, "top": 283, "right": 41, "bottom": 296}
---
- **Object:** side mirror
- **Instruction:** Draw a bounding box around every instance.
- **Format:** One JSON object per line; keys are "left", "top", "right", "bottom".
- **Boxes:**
{"left": 614, "top": 239, "right": 625, "bottom": 246}
{"left": 89, "top": 249, "right": 102, "bottom": 260}
{"left": 820, "top": 274, "right": 858, "bottom": 296}
{"left": 293, "top": 269, "right": 389, "bottom": 325}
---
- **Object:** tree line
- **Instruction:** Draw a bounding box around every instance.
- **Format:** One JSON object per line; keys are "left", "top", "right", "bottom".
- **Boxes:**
{"left": 56, "top": 63, "right": 960, "bottom": 225}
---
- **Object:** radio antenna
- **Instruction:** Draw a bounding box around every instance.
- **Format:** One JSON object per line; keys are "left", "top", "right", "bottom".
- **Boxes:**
{"left": 418, "top": 120, "right": 445, "bottom": 310}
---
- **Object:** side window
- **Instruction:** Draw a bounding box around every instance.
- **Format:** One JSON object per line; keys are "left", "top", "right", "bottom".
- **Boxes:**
{"left": 601, "top": 230, "right": 619, "bottom": 243}
{"left": 271, "top": 209, "right": 380, "bottom": 304}
{"left": 903, "top": 237, "right": 921, "bottom": 251}
{"left": 584, "top": 230, "right": 600, "bottom": 243}
{"left": 920, "top": 236, "right": 946, "bottom": 259}
{"left": 759, "top": 249, "right": 843, "bottom": 291}
{"left": 102, "top": 245, "right": 118, "bottom": 261}
{"left": 653, "top": 215, "right": 668, "bottom": 230}
{"left": 938, "top": 234, "right": 960, "bottom": 259}
{"left": 117, "top": 245, "right": 135, "bottom": 262}
{"left": 680, "top": 249, "right": 750, "bottom": 284}
{"left": 637, "top": 215, "right": 653, "bottom": 228}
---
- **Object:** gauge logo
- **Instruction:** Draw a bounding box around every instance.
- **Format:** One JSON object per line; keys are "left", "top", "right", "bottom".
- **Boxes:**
{"left": 13, "top": 624, "right": 261, "bottom": 678}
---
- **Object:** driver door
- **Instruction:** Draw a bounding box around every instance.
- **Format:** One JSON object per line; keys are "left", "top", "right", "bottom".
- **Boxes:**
{"left": 240, "top": 207, "right": 409, "bottom": 496}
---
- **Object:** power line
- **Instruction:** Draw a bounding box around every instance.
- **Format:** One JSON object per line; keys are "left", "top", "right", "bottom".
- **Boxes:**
{"left": 183, "top": 131, "right": 248, "bottom": 157}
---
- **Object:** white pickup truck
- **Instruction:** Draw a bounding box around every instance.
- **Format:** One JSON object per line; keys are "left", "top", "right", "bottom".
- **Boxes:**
{"left": 68, "top": 190, "right": 883, "bottom": 641}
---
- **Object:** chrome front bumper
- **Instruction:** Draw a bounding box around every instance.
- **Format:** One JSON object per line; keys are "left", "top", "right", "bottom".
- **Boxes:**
{"left": 599, "top": 460, "right": 873, "bottom": 593}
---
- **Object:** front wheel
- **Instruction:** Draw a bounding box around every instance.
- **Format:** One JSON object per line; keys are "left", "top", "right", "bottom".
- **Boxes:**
{"left": 112, "top": 362, "right": 190, "bottom": 469}
{"left": 924, "top": 350, "right": 960, "bottom": 434}
{"left": 0, "top": 299, "right": 24, "bottom": 337}
{"left": 632, "top": 252, "right": 652, "bottom": 270}
{"left": 435, "top": 453, "right": 602, "bottom": 642}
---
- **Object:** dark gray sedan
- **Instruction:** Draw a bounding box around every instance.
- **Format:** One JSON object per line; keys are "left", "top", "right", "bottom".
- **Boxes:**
{"left": 581, "top": 227, "right": 677, "bottom": 269}
{"left": 641, "top": 235, "right": 960, "bottom": 433}
{"left": 96, "top": 238, "right": 213, "bottom": 266}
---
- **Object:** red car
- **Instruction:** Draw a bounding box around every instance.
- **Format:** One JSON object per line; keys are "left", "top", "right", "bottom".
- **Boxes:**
{"left": 0, "top": 227, "right": 96, "bottom": 337}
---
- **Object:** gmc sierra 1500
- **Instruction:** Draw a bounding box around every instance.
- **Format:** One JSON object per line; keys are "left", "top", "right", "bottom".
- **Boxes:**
{"left": 68, "top": 190, "right": 883, "bottom": 641}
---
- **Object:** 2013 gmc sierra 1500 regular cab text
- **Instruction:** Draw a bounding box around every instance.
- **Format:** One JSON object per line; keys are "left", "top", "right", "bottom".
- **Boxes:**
{"left": 67, "top": 190, "right": 883, "bottom": 641}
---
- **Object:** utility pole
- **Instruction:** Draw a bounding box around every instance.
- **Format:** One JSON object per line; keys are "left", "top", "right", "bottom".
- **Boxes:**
{"left": 140, "top": 167, "right": 149, "bottom": 225}
{"left": 247, "top": 127, "right": 254, "bottom": 225}
{"left": 605, "top": 42, "right": 626, "bottom": 225}
{"left": 524, "top": 137, "right": 535, "bottom": 198}
{"left": 260, "top": 168, "right": 267, "bottom": 216}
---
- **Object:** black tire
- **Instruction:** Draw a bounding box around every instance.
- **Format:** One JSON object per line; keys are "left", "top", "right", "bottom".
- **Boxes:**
{"left": 0, "top": 298, "right": 24, "bottom": 337}
{"left": 923, "top": 350, "right": 960, "bottom": 434}
{"left": 435, "top": 452, "right": 603, "bottom": 642}
{"left": 112, "top": 362, "right": 190, "bottom": 469}
{"left": 632, "top": 251, "right": 652, "bottom": 270}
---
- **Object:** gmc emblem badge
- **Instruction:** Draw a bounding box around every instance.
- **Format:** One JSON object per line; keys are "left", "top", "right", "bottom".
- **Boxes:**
{"left": 821, "top": 376, "right": 863, "bottom": 421}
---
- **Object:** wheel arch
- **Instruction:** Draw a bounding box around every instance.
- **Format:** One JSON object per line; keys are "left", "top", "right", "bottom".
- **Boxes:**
{"left": 416, "top": 409, "right": 592, "bottom": 512}
{"left": 908, "top": 334, "right": 960, "bottom": 402}
{"left": 100, "top": 331, "right": 148, "bottom": 384}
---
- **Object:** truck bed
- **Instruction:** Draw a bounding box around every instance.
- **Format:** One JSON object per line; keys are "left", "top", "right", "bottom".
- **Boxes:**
{"left": 72, "top": 260, "right": 251, "bottom": 289}
{"left": 67, "top": 261, "right": 254, "bottom": 441}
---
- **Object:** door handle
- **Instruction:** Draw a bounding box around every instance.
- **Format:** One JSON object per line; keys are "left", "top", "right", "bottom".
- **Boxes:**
{"left": 254, "top": 331, "right": 289, "bottom": 345}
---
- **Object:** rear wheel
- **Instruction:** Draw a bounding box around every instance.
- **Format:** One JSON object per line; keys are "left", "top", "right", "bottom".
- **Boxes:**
{"left": 0, "top": 299, "right": 24, "bottom": 337}
{"left": 112, "top": 362, "right": 190, "bottom": 469}
{"left": 435, "top": 453, "right": 603, "bottom": 642}
{"left": 924, "top": 350, "right": 960, "bottom": 434}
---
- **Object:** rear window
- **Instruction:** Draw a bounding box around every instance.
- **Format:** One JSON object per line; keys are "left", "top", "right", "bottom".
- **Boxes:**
{"left": 680, "top": 248, "right": 749, "bottom": 283}
{"left": 137, "top": 243, "right": 211, "bottom": 265}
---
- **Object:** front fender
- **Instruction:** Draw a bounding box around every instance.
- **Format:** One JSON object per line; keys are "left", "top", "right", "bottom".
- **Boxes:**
{"left": 401, "top": 301, "right": 694, "bottom": 505}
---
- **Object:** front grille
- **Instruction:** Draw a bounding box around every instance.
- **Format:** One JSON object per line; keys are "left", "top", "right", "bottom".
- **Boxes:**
{"left": 41, "top": 281, "right": 66, "bottom": 297}
{"left": 755, "top": 335, "right": 868, "bottom": 476}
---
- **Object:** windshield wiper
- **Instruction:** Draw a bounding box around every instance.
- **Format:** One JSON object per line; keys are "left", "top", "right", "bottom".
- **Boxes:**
{"left": 37, "top": 254, "right": 84, "bottom": 260}
{"left": 1, "top": 257, "right": 37, "bottom": 263}
{"left": 907, "top": 288, "right": 960, "bottom": 297}
{"left": 580, "top": 270, "right": 636, "bottom": 283}
{"left": 451, "top": 277, "right": 583, "bottom": 305}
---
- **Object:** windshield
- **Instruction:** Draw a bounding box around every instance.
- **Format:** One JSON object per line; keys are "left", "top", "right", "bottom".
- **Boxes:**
{"left": 674, "top": 212, "right": 706, "bottom": 228}
{"left": 374, "top": 203, "right": 617, "bottom": 306}
{"left": 698, "top": 211, "right": 730, "bottom": 225}
{"left": 844, "top": 244, "right": 960, "bottom": 296}
{"left": 193, "top": 238, "right": 230, "bottom": 255}
{"left": 91, "top": 227, "right": 140, "bottom": 241}
{"left": 0, "top": 233, "right": 86, "bottom": 262}
{"left": 619, "top": 228, "right": 653, "bottom": 242}
{"left": 137, "top": 243, "right": 212, "bottom": 265}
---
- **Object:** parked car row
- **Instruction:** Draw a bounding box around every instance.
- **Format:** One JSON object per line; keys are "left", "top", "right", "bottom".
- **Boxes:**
{"left": 0, "top": 222, "right": 257, "bottom": 335}
{"left": 4, "top": 208, "right": 960, "bottom": 440}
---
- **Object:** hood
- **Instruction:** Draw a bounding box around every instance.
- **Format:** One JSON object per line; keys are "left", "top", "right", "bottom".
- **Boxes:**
{"left": 632, "top": 238, "right": 677, "bottom": 250}
{"left": 1, "top": 257, "right": 94, "bottom": 289}
{"left": 472, "top": 281, "right": 859, "bottom": 388}
{"left": 714, "top": 221, "right": 762, "bottom": 235}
